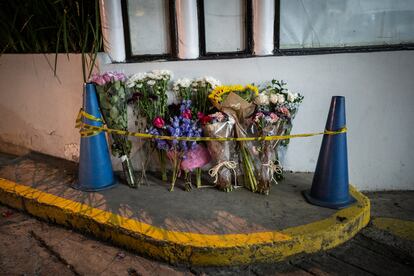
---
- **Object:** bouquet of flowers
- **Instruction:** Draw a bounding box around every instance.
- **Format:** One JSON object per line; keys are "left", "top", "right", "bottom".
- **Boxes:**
{"left": 208, "top": 84, "right": 259, "bottom": 192}
{"left": 148, "top": 100, "right": 210, "bottom": 191}
{"left": 127, "top": 70, "right": 172, "bottom": 181}
{"left": 262, "top": 79, "right": 304, "bottom": 146}
{"left": 202, "top": 112, "right": 237, "bottom": 192}
{"left": 250, "top": 79, "right": 304, "bottom": 192}
{"left": 91, "top": 71, "right": 136, "bottom": 187}
{"left": 248, "top": 112, "right": 284, "bottom": 195}
{"left": 170, "top": 77, "right": 220, "bottom": 188}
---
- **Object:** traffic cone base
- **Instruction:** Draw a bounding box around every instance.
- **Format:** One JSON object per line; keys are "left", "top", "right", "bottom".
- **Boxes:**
{"left": 303, "top": 190, "right": 356, "bottom": 209}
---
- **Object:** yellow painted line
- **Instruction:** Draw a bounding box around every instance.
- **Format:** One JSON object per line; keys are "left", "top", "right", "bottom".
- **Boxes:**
{"left": 0, "top": 177, "right": 370, "bottom": 266}
{"left": 372, "top": 217, "right": 414, "bottom": 241}
{"left": 0, "top": 178, "right": 290, "bottom": 247}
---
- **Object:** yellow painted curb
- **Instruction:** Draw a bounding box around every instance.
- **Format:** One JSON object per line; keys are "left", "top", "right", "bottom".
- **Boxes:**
{"left": 0, "top": 178, "right": 370, "bottom": 266}
{"left": 372, "top": 217, "right": 414, "bottom": 241}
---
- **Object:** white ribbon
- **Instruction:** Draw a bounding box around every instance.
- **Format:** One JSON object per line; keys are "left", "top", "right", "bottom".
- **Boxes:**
{"left": 262, "top": 160, "right": 283, "bottom": 185}
{"left": 208, "top": 161, "right": 238, "bottom": 188}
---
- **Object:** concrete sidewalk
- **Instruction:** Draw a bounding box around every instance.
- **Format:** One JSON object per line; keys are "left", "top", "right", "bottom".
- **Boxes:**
{"left": 0, "top": 151, "right": 413, "bottom": 275}
{"left": 0, "top": 151, "right": 371, "bottom": 266}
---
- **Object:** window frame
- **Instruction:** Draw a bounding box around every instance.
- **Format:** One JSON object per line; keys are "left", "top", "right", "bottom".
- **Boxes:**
{"left": 197, "top": 0, "right": 253, "bottom": 59}
{"left": 121, "top": 0, "right": 179, "bottom": 62}
{"left": 120, "top": 0, "right": 414, "bottom": 62}
{"left": 273, "top": 0, "right": 414, "bottom": 56}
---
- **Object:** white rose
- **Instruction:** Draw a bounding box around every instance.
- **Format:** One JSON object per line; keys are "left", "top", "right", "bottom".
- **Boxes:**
{"left": 277, "top": 94, "right": 285, "bottom": 104}
{"left": 254, "top": 93, "right": 270, "bottom": 106}
{"left": 269, "top": 94, "right": 278, "bottom": 104}
{"left": 287, "top": 91, "right": 297, "bottom": 102}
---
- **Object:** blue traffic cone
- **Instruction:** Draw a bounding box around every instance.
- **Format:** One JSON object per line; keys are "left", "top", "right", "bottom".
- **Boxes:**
{"left": 73, "top": 83, "right": 116, "bottom": 191}
{"left": 303, "top": 96, "right": 356, "bottom": 209}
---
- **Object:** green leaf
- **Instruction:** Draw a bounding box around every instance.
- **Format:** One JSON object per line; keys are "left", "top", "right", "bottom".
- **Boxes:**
{"left": 114, "top": 80, "right": 121, "bottom": 90}
{"left": 110, "top": 106, "right": 119, "bottom": 119}
{"left": 111, "top": 95, "right": 119, "bottom": 103}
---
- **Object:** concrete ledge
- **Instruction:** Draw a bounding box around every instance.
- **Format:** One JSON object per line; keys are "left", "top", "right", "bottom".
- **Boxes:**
{"left": 0, "top": 177, "right": 369, "bottom": 266}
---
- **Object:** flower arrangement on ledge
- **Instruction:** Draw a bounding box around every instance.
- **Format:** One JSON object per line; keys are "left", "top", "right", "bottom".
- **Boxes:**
{"left": 89, "top": 70, "right": 303, "bottom": 195}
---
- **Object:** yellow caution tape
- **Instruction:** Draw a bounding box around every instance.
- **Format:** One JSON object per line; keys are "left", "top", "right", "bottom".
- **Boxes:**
{"left": 75, "top": 109, "right": 347, "bottom": 141}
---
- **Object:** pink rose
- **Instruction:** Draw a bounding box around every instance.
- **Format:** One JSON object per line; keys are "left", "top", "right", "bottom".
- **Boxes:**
{"left": 270, "top": 113, "right": 279, "bottom": 122}
{"left": 279, "top": 107, "right": 291, "bottom": 117}
{"left": 254, "top": 112, "right": 264, "bottom": 123}
{"left": 153, "top": 117, "right": 165, "bottom": 128}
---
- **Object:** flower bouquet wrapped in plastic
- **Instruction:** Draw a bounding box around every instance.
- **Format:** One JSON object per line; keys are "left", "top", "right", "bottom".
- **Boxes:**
{"left": 251, "top": 79, "right": 304, "bottom": 191}
{"left": 208, "top": 85, "right": 258, "bottom": 192}
{"left": 91, "top": 72, "right": 136, "bottom": 187}
{"left": 248, "top": 112, "right": 284, "bottom": 195}
{"left": 202, "top": 112, "right": 237, "bottom": 192}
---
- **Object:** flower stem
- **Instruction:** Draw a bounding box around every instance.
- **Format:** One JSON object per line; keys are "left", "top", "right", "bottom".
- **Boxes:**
{"left": 196, "top": 168, "right": 202, "bottom": 188}
{"left": 158, "top": 150, "right": 167, "bottom": 182}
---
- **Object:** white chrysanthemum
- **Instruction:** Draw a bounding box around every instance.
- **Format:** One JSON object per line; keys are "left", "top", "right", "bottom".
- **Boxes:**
{"left": 147, "top": 80, "right": 156, "bottom": 86}
{"left": 205, "top": 76, "right": 221, "bottom": 88}
{"left": 126, "top": 73, "right": 147, "bottom": 88}
{"left": 159, "top": 69, "right": 172, "bottom": 80}
{"left": 166, "top": 90, "right": 179, "bottom": 105}
{"left": 254, "top": 93, "right": 270, "bottom": 106}
{"left": 175, "top": 78, "right": 192, "bottom": 88}
{"left": 146, "top": 72, "right": 156, "bottom": 79}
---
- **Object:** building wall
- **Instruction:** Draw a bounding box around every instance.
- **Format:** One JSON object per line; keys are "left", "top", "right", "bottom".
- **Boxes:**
{"left": 1, "top": 51, "right": 413, "bottom": 190}
{"left": 0, "top": 54, "right": 84, "bottom": 161}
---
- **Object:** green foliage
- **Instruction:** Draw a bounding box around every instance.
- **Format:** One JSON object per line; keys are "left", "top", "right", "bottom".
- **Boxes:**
{"left": 96, "top": 83, "right": 132, "bottom": 157}
{"left": 0, "top": 0, "right": 102, "bottom": 82}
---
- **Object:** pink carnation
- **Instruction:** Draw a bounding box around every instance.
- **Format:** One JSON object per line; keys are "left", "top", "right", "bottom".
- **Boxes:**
{"left": 90, "top": 73, "right": 106, "bottom": 86}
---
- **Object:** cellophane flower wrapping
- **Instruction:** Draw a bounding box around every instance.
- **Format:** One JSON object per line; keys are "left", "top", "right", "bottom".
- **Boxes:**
{"left": 91, "top": 72, "right": 136, "bottom": 187}
{"left": 203, "top": 113, "right": 235, "bottom": 191}
{"left": 247, "top": 114, "right": 285, "bottom": 195}
{"left": 213, "top": 91, "right": 258, "bottom": 192}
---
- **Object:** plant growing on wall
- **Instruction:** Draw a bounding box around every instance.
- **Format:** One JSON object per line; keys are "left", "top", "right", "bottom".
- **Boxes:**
{"left": 0, "top": 0, "right": 102, "bottom": 82}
